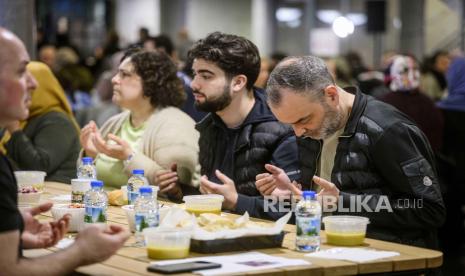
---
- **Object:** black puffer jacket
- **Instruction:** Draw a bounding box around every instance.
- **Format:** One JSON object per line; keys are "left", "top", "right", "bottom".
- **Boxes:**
{"left": 299, "top": 87, "right": 445, "bottom": 249}
{"left": 196, "top": 89, "right": 299, "bottom": 196}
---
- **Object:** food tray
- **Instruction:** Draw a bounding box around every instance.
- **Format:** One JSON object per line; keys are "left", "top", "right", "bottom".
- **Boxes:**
{"left": 190, "top": 231, "right": 286, "bottom": 253}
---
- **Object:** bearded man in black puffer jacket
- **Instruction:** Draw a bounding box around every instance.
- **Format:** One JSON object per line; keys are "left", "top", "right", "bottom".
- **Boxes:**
{"left": 182, "top": 32, "right": 299, "bottom": 219}
{"left": 258, "top": 55, "right": 445, "bottom": 250}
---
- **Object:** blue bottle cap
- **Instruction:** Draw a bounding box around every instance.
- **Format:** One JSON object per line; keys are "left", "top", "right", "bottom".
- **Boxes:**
{"left": 82, "top": 157, "right": 93, "bottom": 164}
{"left": 302, "top": 190, "right": 316, "bottom": 200}
{"left": 132, "top": 169, "right": 144, "bottom": 175}
{"left": 91, "top": 180, "right": 103, "bottom": 188}
{"left": 139, "top": 186, "right": 152, "bottom": 194}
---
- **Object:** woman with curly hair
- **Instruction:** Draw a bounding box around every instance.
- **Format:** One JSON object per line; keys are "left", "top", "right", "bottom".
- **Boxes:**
{"left": 79, "top": 49, "right": 199, "bottom": 199}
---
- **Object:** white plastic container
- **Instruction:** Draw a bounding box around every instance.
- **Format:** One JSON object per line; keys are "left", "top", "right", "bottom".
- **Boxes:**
{"left": 323, "top": 216, "right": 370, "bottom": 246}
{"left": 14, "top": 171, "right": 46, "bottom": 191}
{"left": 182, "top": 194, "right": 224, "bottom": 216}
{"left": 51, "top": 204, "right": 86, "bottom": 232}
{"left": 71, "top": 178, "right": 92, "bottom": 204}
{"left": 18, "top": 191, "right": 43, "bottom": 206}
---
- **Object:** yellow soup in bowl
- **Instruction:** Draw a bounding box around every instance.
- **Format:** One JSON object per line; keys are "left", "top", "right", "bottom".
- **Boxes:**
{"left": 147, "top": 246, "right": 189, "bottom": 259}
{"left": 326, "top": 232, "right": 366, "bottom": 246}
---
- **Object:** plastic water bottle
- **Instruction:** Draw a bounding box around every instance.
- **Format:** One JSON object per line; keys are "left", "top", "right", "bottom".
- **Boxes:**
{"left": 295, "top": 190, "right": 321, "bottom": 252}
{"left": 127, "top": 169, "right": 149, "bottom": 205}
{"left": 83, "top": 180, "right": 108, "bottom": 225}
{"left": 134, "top": 186, "right": 159, "bottom": 246}
{"left": 77, "top": 157, "right": 97, "bottom": 179}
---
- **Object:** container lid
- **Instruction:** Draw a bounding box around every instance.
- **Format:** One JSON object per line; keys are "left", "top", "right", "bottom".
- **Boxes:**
{"left": 302, "top": 190, "right": 316, "bottom": 200}
{"left": 82, "top": 157, "right": 93, "bottom": 164}
{"left": 143, "top": 226, "right": 193, "bottom": 235}
{"left": 183, "top": 194, "right": 224, "bottom": 202}
{"left": 322, "top": 215, "right": 370, "bottom": 225}
{"left": 90, "top": 180, "right": 103, "bottom": 188}
{"left": 139, "top": 186, "right": 152, "bottom": 194}
{"left": 132, "top": 169, "right": 144, "bottom": 175}
{"left": 14, "top": 171, "right": 47, "bottom": 177}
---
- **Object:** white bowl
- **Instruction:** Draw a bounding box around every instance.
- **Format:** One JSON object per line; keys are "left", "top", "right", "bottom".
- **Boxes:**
{"left": 122, "top": 205, "right": 136, "bottom": 232}
{"left": 14, "top": 171, "right": 46, "bottom": 191}
{"left": 51, "top": 204, "right": 86, "bottom": 232}
{"left": 18, "top": 191, "right": 42, "bottom": 206}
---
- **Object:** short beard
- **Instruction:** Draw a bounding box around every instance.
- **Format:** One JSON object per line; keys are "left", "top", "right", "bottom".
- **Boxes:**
{"left": 194, "top": 84, "right": 232, "bottom": 113}
{"left": 304, "top": 101, "right": 344, "bottom": 140}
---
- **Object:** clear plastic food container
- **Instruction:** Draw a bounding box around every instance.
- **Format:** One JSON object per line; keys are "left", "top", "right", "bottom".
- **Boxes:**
{"left": 182, "top": 194, "right": 224, "bottom": 216}
{"left": 18, "top": 191, "right": 43, "bottom": 206}
{"left": 14, "top": 171, "right": 46, "bottom": 191}
{"left": 51, "top": 203, "right": 86, "bottom": 232}
{"left": 144, "top": 227, "right": 192, "bottom": 259}
{"left": 323, "top": 216, "right": 370, "bottom": 246}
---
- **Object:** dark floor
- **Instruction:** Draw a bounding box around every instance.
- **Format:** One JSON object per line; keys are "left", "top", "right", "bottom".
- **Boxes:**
{"left": 441, "top": 248, "right": 465, "bottom": 276}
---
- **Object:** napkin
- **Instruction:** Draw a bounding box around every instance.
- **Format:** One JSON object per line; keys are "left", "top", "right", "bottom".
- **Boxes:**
{"left": 306, "top": 247, "right": 400, "bottom": 262}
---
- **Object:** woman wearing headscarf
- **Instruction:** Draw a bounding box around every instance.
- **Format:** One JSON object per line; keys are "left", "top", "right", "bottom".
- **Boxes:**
{"left": 380, "top": 55, "right": 444, "bottom": 153}
{"left": 2, "top": 61, "right": 81, "bottom": 183}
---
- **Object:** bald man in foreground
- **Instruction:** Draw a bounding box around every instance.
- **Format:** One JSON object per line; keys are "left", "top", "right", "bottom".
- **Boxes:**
{"left": 0, "top": 27, "right": 130, "bottom": 275}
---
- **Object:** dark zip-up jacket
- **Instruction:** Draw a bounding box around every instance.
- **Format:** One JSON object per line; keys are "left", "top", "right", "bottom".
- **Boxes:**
{"left": 196, "top": 89, "right": 300, "bottom": 217}
{"left": 299, "top": 87, "right": 445, "bottom": 249}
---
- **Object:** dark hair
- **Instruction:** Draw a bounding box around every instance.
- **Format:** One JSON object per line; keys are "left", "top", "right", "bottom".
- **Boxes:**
{"left": 421, "top": 50, "right": 449, "bottom": 73}
{"left": 266, "top": 56, "right": 335, "bottom": 106}
{"left": 154, "top": 34, "right": 174, "bottom": 56}
{"left": 188, "top": 32, "right": 260, "bottom": 90}
{"left": 122, "top": 48, "right": 186, "bottom": 108}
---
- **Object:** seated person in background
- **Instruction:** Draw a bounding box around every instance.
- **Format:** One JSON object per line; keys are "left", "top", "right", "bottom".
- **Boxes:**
{"left": 259, "top": 55, "right": 445, "bottom": 249}
{"left": 149, "top": 34, "right": 207, "bottom": 122}
{"left": 380, "top": 55, "right": 444, "bottom": 153}
{"left": 0, "top": 26, "right": 129, "bottom": 275}
{"left": 437, "top": 57, "right": 465, "bottom": 253}
{"left": 420, "top": 50, "right": 450, "bottom": 101}
{"left": 80, "top": 48, "right": 200, "bottom": 200}
{"left": 2, "top": 61, "right": 81, "bottom": 183}
{"left": 55, "top": 47, "right": 94, "bottom": 112}
{"left": 159, "top": 32, "right": 299, "bottom": 220}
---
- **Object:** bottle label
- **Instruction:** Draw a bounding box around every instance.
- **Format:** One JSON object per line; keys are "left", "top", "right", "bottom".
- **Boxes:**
{"left": 128, "top": 191, "right": 139, "bottom": 205}
{"left": 127, "top": 176, "right": 146, "bottom": 204}
{"left": 296, "top": 217, "right": 321, "bottom": 237}
{"left": 72, "top": 191, "right": 85, "bottom": 203}
{"left": 78, "top": 165, "right": 96, "bottom": 179}
{"left": 135, "top": 213, "right": 159, "bottom": 232}
{"left": 84, "top": 206, "right": 107, "bottom": 223}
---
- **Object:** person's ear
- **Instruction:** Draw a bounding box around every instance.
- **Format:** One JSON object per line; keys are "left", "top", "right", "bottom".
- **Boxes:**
{"left": 323, "top": 85, "right": 339, "bottom": 106}
{"left": 231, "top": 74, "right": 247, "bottom": 92}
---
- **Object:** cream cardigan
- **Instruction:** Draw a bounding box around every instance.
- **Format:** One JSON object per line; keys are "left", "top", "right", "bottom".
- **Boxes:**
{"left": 80, "top": 107, "right": 200, "bottom": 187}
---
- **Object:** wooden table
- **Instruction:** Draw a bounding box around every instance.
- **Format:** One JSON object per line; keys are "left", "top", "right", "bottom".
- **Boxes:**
{"left": 23, "top": 182, "right": 443, "bottom": 275}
